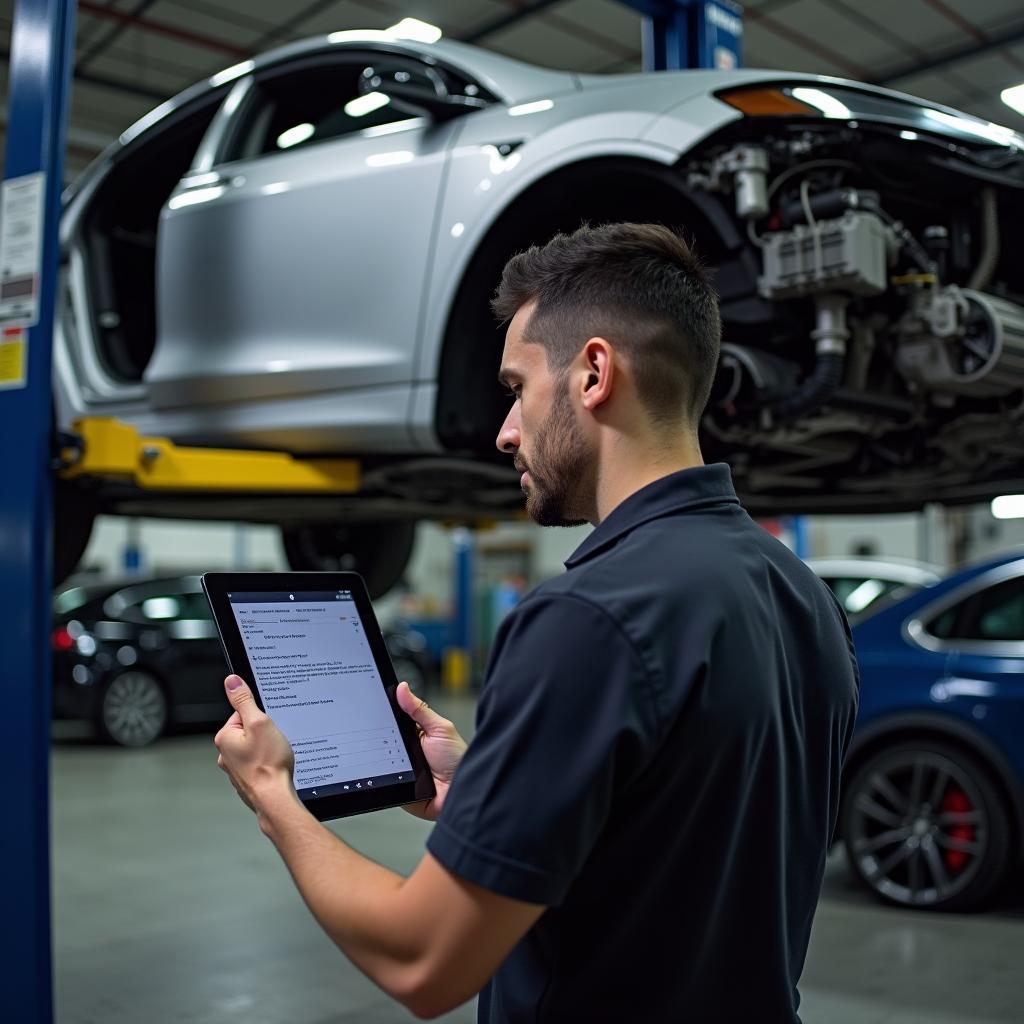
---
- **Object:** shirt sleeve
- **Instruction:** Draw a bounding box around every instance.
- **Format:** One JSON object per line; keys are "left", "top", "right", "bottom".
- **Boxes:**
{"left": 426, "top": 591, "right": 657, "bottom": 906}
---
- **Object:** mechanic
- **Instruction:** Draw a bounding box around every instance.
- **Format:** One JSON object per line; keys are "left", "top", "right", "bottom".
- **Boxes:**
{"left": 215, "top": 222, "right": 860, "bottom": 1022}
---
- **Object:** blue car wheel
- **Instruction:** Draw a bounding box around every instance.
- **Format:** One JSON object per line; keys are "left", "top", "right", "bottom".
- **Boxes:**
{"left": 842, "top": 739, "right": 1013, "bottom": 912}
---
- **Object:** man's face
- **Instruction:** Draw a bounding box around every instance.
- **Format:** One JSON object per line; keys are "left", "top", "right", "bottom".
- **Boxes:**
{"left": 496, "top": 304, "right": 593, "bottom": 527}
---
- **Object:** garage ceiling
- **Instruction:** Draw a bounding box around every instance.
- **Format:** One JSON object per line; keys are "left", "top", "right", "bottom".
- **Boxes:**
{"left": 1, "top": 0, "right": 1023, "bottom": 177}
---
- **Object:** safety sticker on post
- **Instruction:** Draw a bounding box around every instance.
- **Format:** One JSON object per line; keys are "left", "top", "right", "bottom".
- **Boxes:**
{"left": 0, "top": 324, "right": 27, "bottom": 390}
{"left": 0, "top": 172, "right": 46, "bottom": 327}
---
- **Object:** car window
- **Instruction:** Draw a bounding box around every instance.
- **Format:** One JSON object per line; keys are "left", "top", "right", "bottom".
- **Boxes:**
{"left": 225, "top": 56, "right": 434, "bottom": 161}
{"left": 54, "top": 586, "right": 91, "bottom": 615}
{"left": 824, "top": 576, "right": 913, "bottom": 615}
{"left": 956, "top": 576, "right": 1024, "bottom": 642}
{"left": 124, "top": 589, "right": 210, "bottom": 622}
{"left": 925, "top": 575, "right": 1024, "bottom": 643}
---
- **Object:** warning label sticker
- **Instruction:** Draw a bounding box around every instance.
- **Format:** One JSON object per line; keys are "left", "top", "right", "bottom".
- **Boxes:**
{"left": 0, "top": 324, "right": 27, "bottom": 390}
{"left": 0, "top": 172, "right": 45, "bottom": 326}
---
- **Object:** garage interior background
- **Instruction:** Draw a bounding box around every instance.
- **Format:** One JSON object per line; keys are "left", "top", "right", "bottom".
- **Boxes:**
{"left": 4, "top": 0, "right": 1024, "bottom": 592}
{"left": 6, "top": 1, "right": 1024, "bottom": 1023}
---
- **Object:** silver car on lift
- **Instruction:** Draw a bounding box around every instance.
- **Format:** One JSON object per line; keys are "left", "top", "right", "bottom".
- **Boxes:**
{"left": 56, "top": 30, "right": 1024, "bottom": 595}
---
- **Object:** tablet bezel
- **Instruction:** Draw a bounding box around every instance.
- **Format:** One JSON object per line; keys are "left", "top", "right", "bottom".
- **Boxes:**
{"left": 202, "top": 571, "right": 435, "bottom": 821}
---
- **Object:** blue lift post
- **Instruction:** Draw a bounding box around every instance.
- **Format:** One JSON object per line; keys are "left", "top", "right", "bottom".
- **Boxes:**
{"left": 621, "top": 2, "right": 813, "bottom": 553}
{"left": 0, "top": 0, "right": 76, "bottom": 1020}
{"left": 620, "top": 0, "right": 743, "bottom": 72}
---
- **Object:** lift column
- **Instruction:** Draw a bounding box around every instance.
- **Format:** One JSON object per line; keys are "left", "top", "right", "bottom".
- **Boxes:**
{"left": 619, "top": 0, "right": 743, "bottom": 71}
{"left": 0, "top": 1, "right": 76, "bottom": 1020}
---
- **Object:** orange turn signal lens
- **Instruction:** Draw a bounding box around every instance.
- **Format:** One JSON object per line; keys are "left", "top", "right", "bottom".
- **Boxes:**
{"left": 717, "top": 88, "right": 816, "bottom": 116}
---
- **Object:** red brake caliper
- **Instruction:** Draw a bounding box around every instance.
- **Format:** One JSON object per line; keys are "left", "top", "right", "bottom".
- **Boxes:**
{"left": 941, "top": 788, "right": 975, "bottom": 873}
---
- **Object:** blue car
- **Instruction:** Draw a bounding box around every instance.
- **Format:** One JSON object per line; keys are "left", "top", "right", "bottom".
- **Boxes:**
{"left": 840, "top": 550, "right": 1024, "bottom": 911}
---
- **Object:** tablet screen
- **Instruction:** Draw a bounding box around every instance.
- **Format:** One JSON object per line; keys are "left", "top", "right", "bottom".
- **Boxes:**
{"left": 227, "top": 586, "right": 414, "bottom": 801}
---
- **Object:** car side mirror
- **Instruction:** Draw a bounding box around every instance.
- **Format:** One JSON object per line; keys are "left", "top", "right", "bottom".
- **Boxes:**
{"left": 359, "top": 64, "right": 486, "bottom": 122}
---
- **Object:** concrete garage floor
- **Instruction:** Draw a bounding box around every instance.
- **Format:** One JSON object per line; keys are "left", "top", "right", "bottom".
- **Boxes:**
{"left": 52, "top": 696, "right": 1024, "bottom": 1024}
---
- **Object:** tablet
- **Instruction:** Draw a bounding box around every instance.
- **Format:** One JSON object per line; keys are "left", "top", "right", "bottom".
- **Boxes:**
{"left": 202, "top": 572, "right": 435, "bottom": 821}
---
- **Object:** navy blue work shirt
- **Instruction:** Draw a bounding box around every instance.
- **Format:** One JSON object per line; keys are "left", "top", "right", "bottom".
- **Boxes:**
{"left": 427, "top": 464, "right": 859, "bottom": 1023}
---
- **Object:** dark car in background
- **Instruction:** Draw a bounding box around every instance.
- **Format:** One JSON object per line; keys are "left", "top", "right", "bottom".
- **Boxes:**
{"left": 53, "top": 574, "right": 437, "bottom": 746}
{"left": 841, "top": 549, "right": 1024, "bottom": 911}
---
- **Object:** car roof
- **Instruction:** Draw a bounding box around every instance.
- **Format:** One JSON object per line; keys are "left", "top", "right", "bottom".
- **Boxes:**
{"left": 805, "top": 557, "right": 942, "bottom": 585}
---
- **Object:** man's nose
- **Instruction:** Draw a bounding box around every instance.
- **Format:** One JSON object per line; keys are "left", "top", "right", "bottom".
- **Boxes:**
{"left": 496, "top": 406, "right": 520, "bottom": 455}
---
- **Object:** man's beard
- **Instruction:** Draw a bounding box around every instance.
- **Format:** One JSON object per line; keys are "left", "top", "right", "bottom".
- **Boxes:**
{"left": 515, "top": 383, "right": 592, "bottom": 527}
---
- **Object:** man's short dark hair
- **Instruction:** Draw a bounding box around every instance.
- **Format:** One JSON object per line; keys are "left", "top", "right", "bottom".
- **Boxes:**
{"left": 492, "top": 222, "right": 721, "bottom": 429}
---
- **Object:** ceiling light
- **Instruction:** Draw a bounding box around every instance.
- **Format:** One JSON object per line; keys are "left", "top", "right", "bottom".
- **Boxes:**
{"left": 277, "top": 123, "right": 315, "bottom": 149}
{"left": 387, "top": 18, "right": 442, "bottom": 43}
{"left": 345, "top": 92, "right": 390, "bottom": 118}
{"left": 1002, "top": 83, "right": 1024, "bottom": 116}
{"left": 791, "top": 87, "right": 851, "bottom": 119}
{"left": 991, "top": 494, "right": 1024, "bottom": 519}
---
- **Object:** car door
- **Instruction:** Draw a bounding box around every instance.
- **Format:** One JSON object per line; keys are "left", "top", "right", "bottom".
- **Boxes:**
{"left": 933, "top": 570, "right": 1024, "bottom": 757}
{"left": 149, "top": 50, "right": 462, "bottom": 417}
{"left": 121, "top": 579, "right": 225, "bottom": 719}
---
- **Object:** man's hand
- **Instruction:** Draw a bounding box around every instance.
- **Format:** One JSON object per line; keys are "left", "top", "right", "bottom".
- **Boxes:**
{"left": 395, "top": 682, "right": 467, "bottom": 821}
{"left": 214, "top": 674, "right": 299, "bottom": 832}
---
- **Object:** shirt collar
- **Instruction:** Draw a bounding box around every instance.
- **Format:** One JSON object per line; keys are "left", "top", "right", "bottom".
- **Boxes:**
{"left": 564, "top": 463, "right": 740, "bottom": 569}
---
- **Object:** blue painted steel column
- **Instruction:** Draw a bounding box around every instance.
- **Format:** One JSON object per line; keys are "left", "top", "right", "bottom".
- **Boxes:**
{"left": 0, "top": 1, "right": 76, "bottom": 1020}
{"left": 443, "top": 527, "right": 475, "bottom": 693}
{"left": 620, "top": 0, "right": 743, "bottom": 71}
{"left": 790, "top": 514, "right": 810, "bottom": 559}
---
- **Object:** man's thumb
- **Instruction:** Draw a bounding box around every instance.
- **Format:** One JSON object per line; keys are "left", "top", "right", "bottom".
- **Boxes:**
{"left": 396, "top": 681, "right": 443, "bottom": 732}
{"left": 225, "top": 675, "right": 259, "bottom": 721}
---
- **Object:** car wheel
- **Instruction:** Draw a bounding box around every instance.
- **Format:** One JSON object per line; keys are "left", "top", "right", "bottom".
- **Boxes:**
{"left": 97, "top": 670, "right": 168, "bottom": 747}
{"left": 281, "top": 520, "right": 416, "bottom": 600}
{"left": 842, "top": 740, "right": 1012, "bottom": 911}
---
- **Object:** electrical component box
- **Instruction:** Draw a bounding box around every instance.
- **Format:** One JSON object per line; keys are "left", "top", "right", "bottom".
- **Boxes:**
{"left": 758, "top": 211, "right": 893, "bottom": 300}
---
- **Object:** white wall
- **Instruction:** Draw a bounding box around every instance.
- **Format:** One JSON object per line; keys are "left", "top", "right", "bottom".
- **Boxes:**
{"left": 79, "top": 515, "right": 287, "bottom": 576}
{"left": 76, "top": 499, "right": 1024, "bottom": 604}
{"left": 808, "top": 513, "right": 929, "bottom": 563}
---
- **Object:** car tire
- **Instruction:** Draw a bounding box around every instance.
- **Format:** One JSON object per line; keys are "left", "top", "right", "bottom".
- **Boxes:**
{"left": 54, "top": 478, "right": 97, "bottom": 585}
{"left": 842, "top": 739, "right": 1013, "bottom": 911}
{"left": 96, "top": 670, "right": 169, "bottom": 748}
{"left": 281, "top": 520, "right": 416, "bottom": 600}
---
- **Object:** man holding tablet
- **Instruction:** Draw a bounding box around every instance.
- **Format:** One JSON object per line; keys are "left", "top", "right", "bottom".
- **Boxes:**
{"left": 215, "top": 223, "right": 859, "bottom": 1022}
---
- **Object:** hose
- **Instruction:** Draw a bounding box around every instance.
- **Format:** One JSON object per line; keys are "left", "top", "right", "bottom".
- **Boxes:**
{"left": 767, "top": 294, "right": 849, "bottom": 424}
{"left": 967, "top": 188, "right": 998, "bottom": 292}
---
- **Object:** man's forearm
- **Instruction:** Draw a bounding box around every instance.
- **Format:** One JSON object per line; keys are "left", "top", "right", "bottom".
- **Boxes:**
{"left": 257, "top": 788, "right": 427, "bottom": 1005}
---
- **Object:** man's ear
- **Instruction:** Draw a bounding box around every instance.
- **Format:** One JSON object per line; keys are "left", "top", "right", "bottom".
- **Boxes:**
{"left": 579, "top": 338, "right": 614, "bottom": 411}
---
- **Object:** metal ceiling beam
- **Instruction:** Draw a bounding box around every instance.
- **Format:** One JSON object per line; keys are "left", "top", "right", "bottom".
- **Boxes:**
{"left": 77, "top": 0, "right": 160, "bottom": 72}
{"left": 77, "top": 0, "right": 248, "bottom": 58}
{"left": 873, "top": 22, "right": 1024, "bottom": 86}
{"left": 463, "top": 0, "right": 568, "bottom": 45}
{"left": 0, "top": 48, "right": 170, "bottom": 101}
{"left": 247, "top": 0, "right": 342, "bottom": 52}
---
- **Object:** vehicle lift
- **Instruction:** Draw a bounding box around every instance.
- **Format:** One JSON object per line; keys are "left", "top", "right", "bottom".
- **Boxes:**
{"left": 4, "top": 2, "right": 742, "bottom": 1018}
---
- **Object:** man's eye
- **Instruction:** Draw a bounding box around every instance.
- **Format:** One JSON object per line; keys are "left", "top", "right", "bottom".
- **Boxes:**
{"left": 504, "top": 388, "right": 521, "bottom": 401}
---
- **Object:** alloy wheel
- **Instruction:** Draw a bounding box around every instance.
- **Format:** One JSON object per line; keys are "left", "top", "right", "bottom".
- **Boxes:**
{"left": 846, "top": 748, "right": 989, "bottom": 908}
{"left": 101, "top": 671, "right": 168, "bottom": 747}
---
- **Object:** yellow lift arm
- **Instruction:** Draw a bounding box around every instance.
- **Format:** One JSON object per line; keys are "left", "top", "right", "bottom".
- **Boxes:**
{"left": 58, "top": 417, "right": 361, "bottom": 494}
